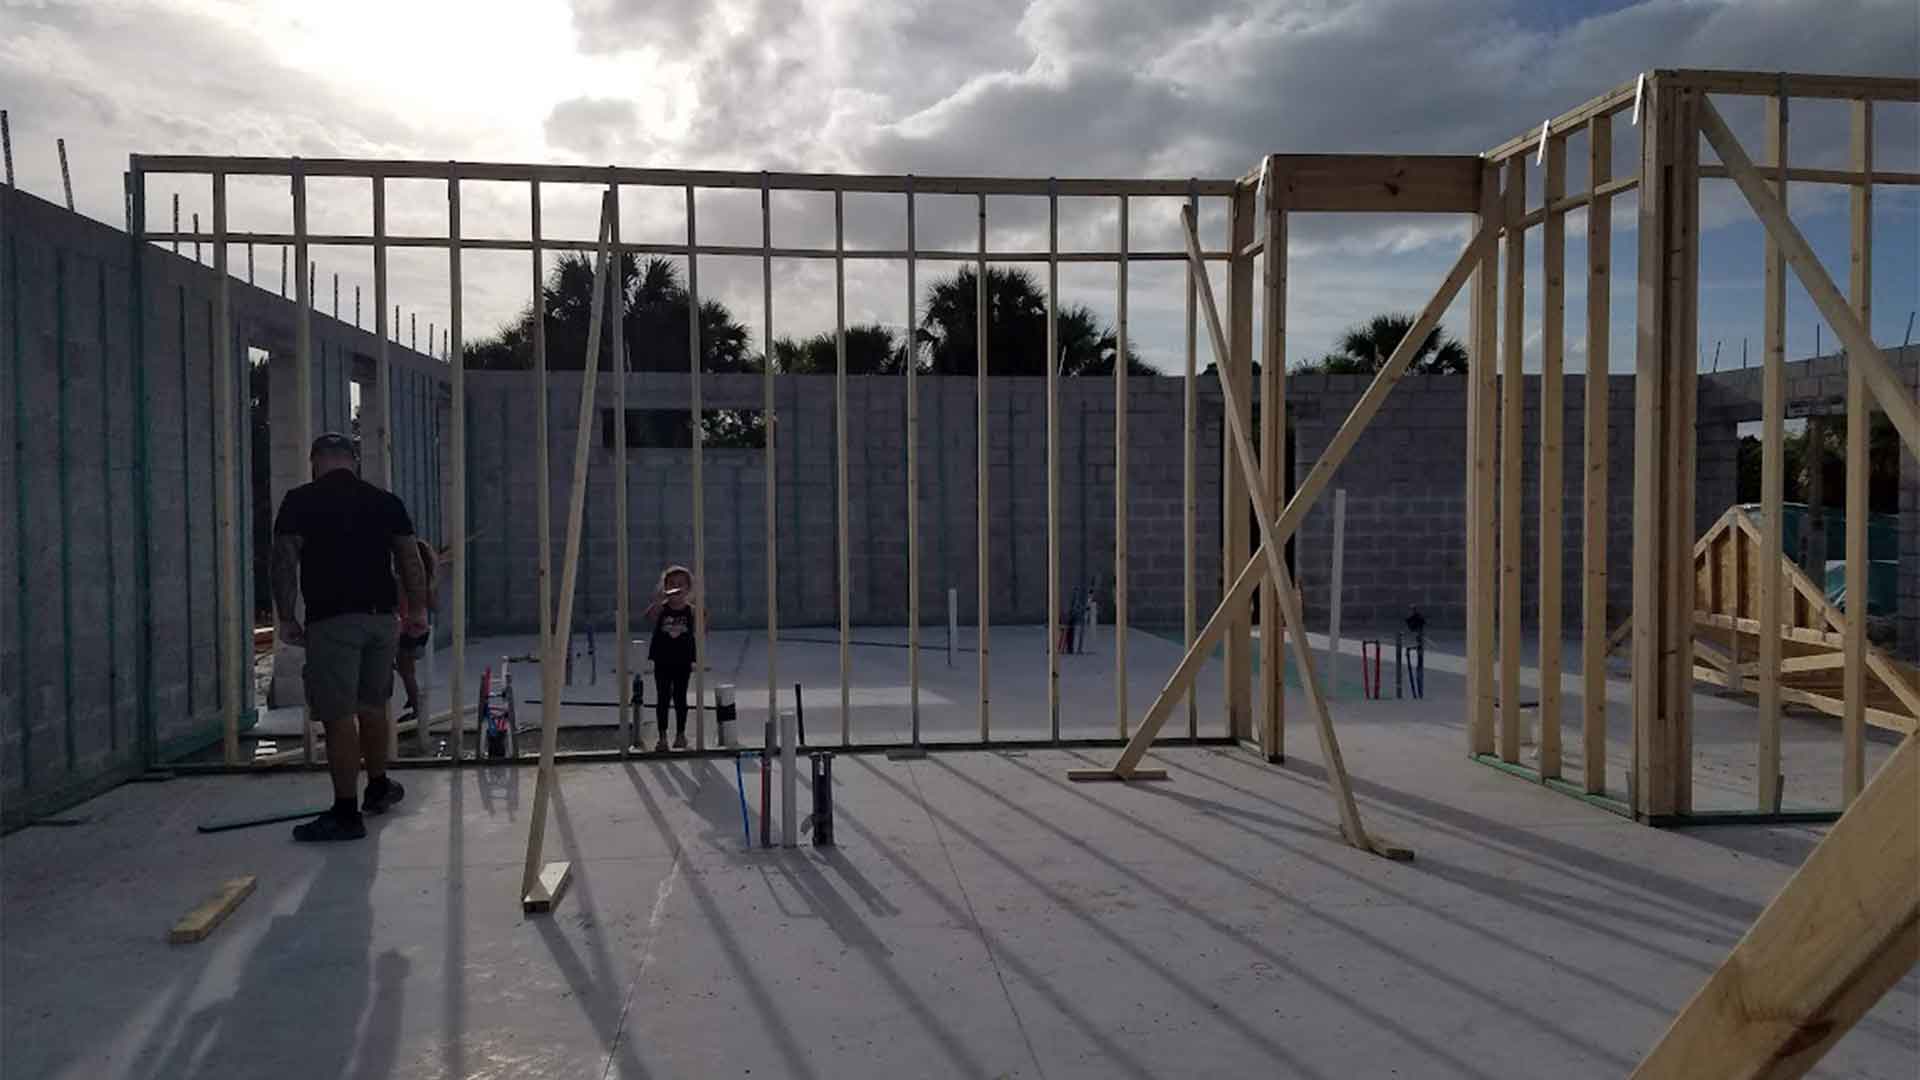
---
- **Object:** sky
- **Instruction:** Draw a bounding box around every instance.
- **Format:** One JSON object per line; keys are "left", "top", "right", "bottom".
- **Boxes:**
{"left": 2, "top": 0, "right": 1916, "bottom": 374}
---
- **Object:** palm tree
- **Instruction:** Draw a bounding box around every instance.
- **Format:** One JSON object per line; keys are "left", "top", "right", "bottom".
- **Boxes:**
{"left": 464, "top": 254, "right": 753, "bottom": 373}
{"left": 918, "top": 266, "right": 1150, "bottom": 376}
{"left": 1301, "top": 313, "right": 1468, "bottom": 375}
{"left": 768, "top": 324, "right": 904, "bottom": 375}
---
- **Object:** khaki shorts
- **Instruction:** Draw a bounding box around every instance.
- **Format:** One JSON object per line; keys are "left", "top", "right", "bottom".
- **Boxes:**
{"left": 304, "top": 612, "right": 399, "bottom": 719}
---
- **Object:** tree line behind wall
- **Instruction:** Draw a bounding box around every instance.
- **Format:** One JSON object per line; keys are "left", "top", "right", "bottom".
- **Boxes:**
{"left": 464, "top": 253, "right": 1151, "bottom": 378}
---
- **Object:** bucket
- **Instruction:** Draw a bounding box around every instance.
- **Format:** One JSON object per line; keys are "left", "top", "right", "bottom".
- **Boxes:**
{"left": 715, "top": 684, "right": 738, "bottom": 748}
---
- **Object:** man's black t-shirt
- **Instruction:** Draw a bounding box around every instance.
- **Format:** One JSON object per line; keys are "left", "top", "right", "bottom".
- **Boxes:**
{"left": 273, "top": 468, "right": 416, "bottom": 623}
{"left": 649, "top": 606, "right": 697, "bottom": 667}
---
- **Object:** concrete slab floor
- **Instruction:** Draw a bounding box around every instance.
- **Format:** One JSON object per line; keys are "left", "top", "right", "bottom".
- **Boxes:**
{"left": 222, "top": 623, "right": 1900, "bottom": 819}
{"left": 6, "top": 709, "right": 1916, "bottom": 1078}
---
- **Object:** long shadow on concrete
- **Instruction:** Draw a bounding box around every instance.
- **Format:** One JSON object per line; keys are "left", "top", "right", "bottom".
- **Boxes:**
{"left": 866, "top": 755, "right": 1464, "bottom": 1078}
{"left": 965, "top": 752, "right": 1640, "bottom": 1073}
{"left": 1168, "top": 748, "right": 1920, "bottom": 1056}
{"left": 830, "top": 789, "right": 1158, "bottom": 1080}
{"left": 622, "top": 762, "right": 820, "bottom": 1080}
{"left": 1182, "top": 749, "right": 1748, "bottom": 943}
{"left": 1215, "top": 750, "right": 1767, "bottom": 924}
{"left": 535, "top": 777, "right": 658, "bottom": 1080}
{"left": 443, "top": 768, "right": 469, "bottom": 1080}
{"left": 140, "top": 817, "right": 403, "bottom": 1079}
{"left": 1111, "top": 764, "right": 1714, "bottom": 1021}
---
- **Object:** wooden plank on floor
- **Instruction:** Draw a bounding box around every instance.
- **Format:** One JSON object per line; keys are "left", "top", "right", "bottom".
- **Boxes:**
{"left": 1068, "top": 768, "right": 1170, "bottom": 783}
{"left": 169, "top": 876, "right": 257, "bottom": 943}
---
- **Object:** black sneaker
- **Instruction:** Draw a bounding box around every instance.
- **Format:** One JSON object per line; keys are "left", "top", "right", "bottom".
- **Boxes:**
{"left": 363, "top": 778, "right": 406, "bottom": 815}
{"left": 292, "top": 809, "right": 366, "bottom": 842}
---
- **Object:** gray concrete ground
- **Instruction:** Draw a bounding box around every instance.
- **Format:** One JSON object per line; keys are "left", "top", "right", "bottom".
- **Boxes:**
{"left": 6, "top": 683, "right": 1916, "bottom": 1077}
{"left": 239, "top": 622, "right": 1901, "bottom": 816}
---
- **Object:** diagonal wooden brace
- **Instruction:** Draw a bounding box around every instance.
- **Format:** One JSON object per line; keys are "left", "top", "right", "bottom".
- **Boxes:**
{"left": 522, "top": 190, "right": 617, "bottom": 907}
{"left": 1091, "top": 210, "right": 1495, "bottom": 829}
{"left": 1182, "top": 203, "right": 1369, "bottom": 848}
{"left": 1631, "top": 734, "right": 1917, "bottom": 1077}
{"left": 1696, "top": 98, "right": 1919, "bottom": 458}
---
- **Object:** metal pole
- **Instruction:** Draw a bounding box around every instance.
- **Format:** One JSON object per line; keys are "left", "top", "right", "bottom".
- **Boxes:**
{"left": 1, "top": 109, "right": 12, "bottom": 187}
{"left": 57, "top": 137, "right": 73, "bottom": 210}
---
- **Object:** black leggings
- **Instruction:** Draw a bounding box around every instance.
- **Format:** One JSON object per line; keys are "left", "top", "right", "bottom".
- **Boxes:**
{"left": 653, "top": 664, "right": 691, "bottom": 735}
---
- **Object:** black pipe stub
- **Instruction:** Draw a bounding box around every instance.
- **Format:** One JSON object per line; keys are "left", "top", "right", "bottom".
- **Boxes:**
{"left": 809, "top": 751, "right": 835, "bottom": 847}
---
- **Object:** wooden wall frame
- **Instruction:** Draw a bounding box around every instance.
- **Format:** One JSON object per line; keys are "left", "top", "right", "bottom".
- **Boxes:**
{"left": 1468, "top": 69, "right": 1917, "bottom": 839}
{"left": 130, "top": 83, "right": 1919, "bottom": 1036}
{"left": 1071, "top": 153, "right": 1492, "bottom": 864}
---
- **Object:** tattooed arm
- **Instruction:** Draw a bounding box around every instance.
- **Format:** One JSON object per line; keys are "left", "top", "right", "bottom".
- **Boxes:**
{"left": 392, "top": 535, "right": 430, "bottom": 633}
{"left": 272, "top": 534, "right": 305, "bottom": 645}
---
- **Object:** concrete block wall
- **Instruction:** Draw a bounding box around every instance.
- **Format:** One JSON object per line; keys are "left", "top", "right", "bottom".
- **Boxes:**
{"left": 1, "top": 186, "right": 444, "bottom": 825}
{"left": 2, "top": 186, "right": 151, "bottom": 822}
{"left": 462, "top": 371, "right": 1227, "bottom": 634}
{"left": 1286, "top": 372, "right": 1645, "bottom": 635}
{"left": 469, "top": 362, "right": 1892, "bottom": 647}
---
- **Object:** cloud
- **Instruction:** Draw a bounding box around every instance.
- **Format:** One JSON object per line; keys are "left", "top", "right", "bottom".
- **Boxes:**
{"left": 545, "top": 97, "right": 641, "bottom": 160}
{"left": 7, "top": 0, "right": 1917, "bottom": 370}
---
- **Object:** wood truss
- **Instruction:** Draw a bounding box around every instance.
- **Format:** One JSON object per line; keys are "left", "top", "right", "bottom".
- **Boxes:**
{"left": 1688, "top": 507, "right": 1919, "bottom": 737}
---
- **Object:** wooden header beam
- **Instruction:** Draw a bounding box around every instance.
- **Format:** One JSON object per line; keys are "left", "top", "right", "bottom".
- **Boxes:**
{"left": 1664, "top": 69, "right": 1919, "bottom": 101}
{"left": 129, "top": 155, "right": 1239, "bottom": 196}
{"left": 1486, "top": 78, "right": 1640, "bottom": 161}
{"left": 1485, "top": 68, "right": 1918, "bottom": 164}
{"left": 1268, "top": 155, "right": 1483, "bottom": 213}
{"left": 136, "top": 232, "right": 1236, "bottom": 262}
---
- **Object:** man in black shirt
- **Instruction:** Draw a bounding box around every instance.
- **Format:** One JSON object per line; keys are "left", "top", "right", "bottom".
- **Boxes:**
{"left": 273, "top": 433, "right": 431, "bottom": 841}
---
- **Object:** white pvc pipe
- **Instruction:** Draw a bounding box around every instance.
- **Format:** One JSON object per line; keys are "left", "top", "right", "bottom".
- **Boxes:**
{"left": 1327, "top": 489, "right": 1347, "bottom": 696}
